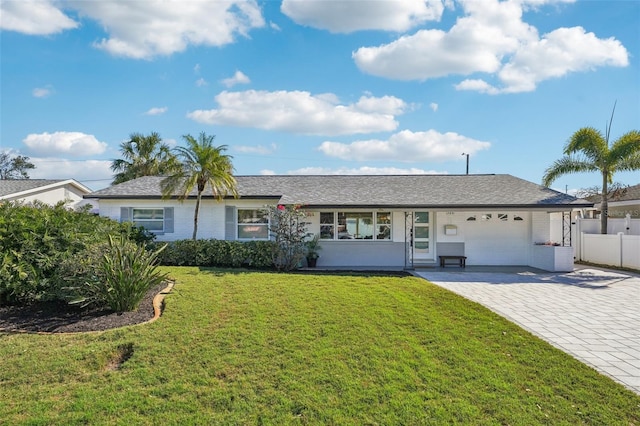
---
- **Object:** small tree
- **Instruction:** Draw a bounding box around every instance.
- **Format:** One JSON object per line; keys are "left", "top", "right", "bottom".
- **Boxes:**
{"left": 161, "top": 132, "right": 237, "bottom": 240}
{"left": 265, "top": 204, "right": 309, "bottom": 271}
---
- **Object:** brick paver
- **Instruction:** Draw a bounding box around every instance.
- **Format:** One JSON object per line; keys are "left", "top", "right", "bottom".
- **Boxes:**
{"left": 417, "top": 266, "right": 640, "bottom": 394}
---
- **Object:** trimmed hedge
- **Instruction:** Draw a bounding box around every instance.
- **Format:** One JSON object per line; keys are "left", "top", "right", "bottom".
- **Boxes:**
{"left": 153, "top": 239, "right": 276, "bottom": 269}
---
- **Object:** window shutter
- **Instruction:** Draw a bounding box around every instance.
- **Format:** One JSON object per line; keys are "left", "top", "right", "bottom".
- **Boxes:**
{"left": 120, "top": 207, "right": 131, "bottom": 223}
{"left": 225, "top": 206, "right": 236, "bottom": 240}
{"left": 164, "top": 207, "right": 174, "bottom": 233}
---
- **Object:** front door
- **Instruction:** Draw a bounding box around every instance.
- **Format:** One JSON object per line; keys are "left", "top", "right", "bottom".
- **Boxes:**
{"left": 413, "top": 211, "right": 432, "bottom": 262}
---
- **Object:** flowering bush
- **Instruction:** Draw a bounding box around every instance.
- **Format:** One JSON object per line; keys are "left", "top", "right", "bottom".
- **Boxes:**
{"left": 264, "top": 204, "right": 310, "bottom": 271}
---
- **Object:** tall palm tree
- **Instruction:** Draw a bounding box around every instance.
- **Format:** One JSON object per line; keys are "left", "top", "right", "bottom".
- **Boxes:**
{"left": 111, "top": 132, "right": 178, "bottom": 184}
{"left": 542, "top": 108, "right": 640, "bottom": 234}
{"left": 161, "top": 132, "right": 238, "bottom": 240}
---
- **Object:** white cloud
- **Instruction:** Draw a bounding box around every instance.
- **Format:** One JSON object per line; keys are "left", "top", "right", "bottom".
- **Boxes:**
{"left": 194, "top": 63, "right": 201, "bottom": 74}
{"left": 144, "top": 106, "right": 168, "bottom": 116}
{"left": 318, "top": 129, "right": 490, "bottom": 162}
{"left": 260, "top": 169, "right": 276, "bottom": 175}
{"left": 353, "top": 0, "right": 628, "bottom": 93}
{"left": 281, "top": 0, "right": 444, "bottom": 33}
{"left": 29, "top": 158, "right": 113, "bottom": 188}
{"left": 269, "top": 21, "right": 281, "bottom": 31}
{"left": 68, "top": 0, "right": 265, "bottom": 59}
{"left": 429, "top": 102, "right": 438, "bottom": 112}
{"left": 492, "top": 26, "right": 628, "bottom": 93}
{"left": 32, "top": 86, "right": 54, "bottom": 98}
{"left": 221, "top": 70, "right": 251, "bottom": 88}
{"left": 23, "top": 131, "right": 108, "bottom": 157}
{"left": 187, "top": 90, "right": 407, "bottom": 136}
{"left": 454, "top": 79, "right": 499, "bottom": 94}
{"left": 0, "top": 0, "right": 78, "bottom": 35}
{"left": 285, "top": 166, "right": 446, "bottom": 175}
{"left": 235, "top": 144, "right": 276, "bottom": 155}
{"left": 196, "top": 78, "right": 209, "bottom": 87}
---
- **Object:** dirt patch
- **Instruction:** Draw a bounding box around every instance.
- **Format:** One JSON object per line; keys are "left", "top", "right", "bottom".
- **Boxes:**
{"left": 0, "top": 282, "right": 167, "bottom": 333}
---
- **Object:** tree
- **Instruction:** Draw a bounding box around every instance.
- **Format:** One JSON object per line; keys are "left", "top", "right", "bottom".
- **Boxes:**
{"left": 542, "top": 106, "right": 640, "bottom": 234}
{"left": 0, "top": 152, "right": 35, "bottom": 179}
{"left": 111, "top": 132, "right": 179, "bottom": 185}
{"left": 161, "top": 132, "right": 238, "bottom": 240}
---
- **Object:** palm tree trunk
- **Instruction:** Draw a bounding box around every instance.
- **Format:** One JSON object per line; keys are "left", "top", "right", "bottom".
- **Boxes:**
{"left": 193, "top": 191, "right": 202, "bottom": 240}
{"left": 600, "top": 172, "right": 608, "bottom": 235}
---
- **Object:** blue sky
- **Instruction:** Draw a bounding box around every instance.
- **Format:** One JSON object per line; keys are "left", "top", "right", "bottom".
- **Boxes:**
{"left": 1, "top": 0, "right": 638, "bottom": 192}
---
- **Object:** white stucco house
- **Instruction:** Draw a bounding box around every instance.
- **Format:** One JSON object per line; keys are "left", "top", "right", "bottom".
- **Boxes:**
{"left": 0, "top": 179, "right": 93, "bottom": 209}
{"left": 85, "top": 174, "right": 593, "bottom": 272}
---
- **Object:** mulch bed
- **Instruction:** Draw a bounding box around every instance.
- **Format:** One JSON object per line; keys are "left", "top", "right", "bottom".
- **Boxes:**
{"left": 0, "top": 282, "right": 167, "bottom": 333}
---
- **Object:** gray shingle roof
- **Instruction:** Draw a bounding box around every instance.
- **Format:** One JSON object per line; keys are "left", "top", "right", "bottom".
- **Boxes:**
{"left": 0, "top": 179, "right": 67, "bottom": 197}
{"left": 86, "top": 174, "right": 592, "bottom": 209}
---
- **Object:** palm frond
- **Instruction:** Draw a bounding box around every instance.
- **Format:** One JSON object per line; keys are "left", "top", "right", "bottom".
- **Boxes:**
{"left": 607, "top": 130, "right": 640, "bottom": 172}
{"left": 542, "top": 156, "right": 598, "bottom": 187}
{"left": 564, "top": 127, "right": 607, "bottom": 160}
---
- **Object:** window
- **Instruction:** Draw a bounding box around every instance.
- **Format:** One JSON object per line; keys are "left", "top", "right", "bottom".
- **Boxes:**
{"left": 321, "top": 211, "right": 391, "bottom": 240}
{"left": 338, "top": 212, "right": 373, "bottom": 239}
{"left": 466, "top": 215, "right": 477, "bottom": 221}
{"left": 237, "top": 209, "right": 269, "bottom": 239}
{"left": 132, "top": 208, "right": 164, "bottom": 231}
{"left": 498, "top": 213, "right": 508, "bottom": 221}
{"left": 514, "top": 215, "right": 524, "bottom": 221}
{"left": 320, "top": 212, "right": 335, "bottom": 240}
{"left": 481, "top": 213, "right": 492, "bottom": 221}
{"left": 376, "top": 212, "right": 391, "bottom": 240}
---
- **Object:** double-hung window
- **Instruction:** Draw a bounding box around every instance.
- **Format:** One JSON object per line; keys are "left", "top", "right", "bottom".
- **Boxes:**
{"left": 237, "top": 209, "right": 269, "bottom": 239}
{"left": 132, "top": 208, "right": 164, "bottom": 231}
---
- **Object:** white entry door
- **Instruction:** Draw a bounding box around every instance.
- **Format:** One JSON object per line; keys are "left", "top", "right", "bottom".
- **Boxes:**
{"left": 413, "top": 211, "right": 433, "bottom": 262}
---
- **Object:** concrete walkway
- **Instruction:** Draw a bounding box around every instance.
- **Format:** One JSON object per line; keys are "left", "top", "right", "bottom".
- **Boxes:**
{"left": 416, "top": 266, "right": 640, "bottom": 395}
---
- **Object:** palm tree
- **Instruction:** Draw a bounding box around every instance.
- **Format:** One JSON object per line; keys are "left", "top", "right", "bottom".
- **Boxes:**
{"left": 161, "top": 132, "right": 238, "bottom": 240}
{"left": 111, "top": 132, "right": 179, "bottom": 184}
{"left": 542, "top": 107, "right": 640, "bottom": 234}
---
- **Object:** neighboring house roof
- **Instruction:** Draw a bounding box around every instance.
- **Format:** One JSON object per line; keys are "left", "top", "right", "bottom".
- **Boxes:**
{"left": 0, "top": 179, "right": 92, "bottom": 201}
{"left": 586, "top": 183, "right": 640, "bottom": 204}
{"left": 86, "top": 174, "right": 592, "bottom": 210}
{"left": 606, "top": 183, "right": 639, "bottom": 202}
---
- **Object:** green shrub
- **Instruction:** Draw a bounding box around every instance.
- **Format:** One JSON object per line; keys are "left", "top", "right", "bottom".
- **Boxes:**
{"left": 154, "top": 239, "right": 275, "bottom": 269}
{"left": 0, "top": 202, "right": 155, "bottom": 305}
{"left": 100, "top": 235, "right": 167, "bottom": 312}
{"left": 60, "top": 236, "right": 167, "bottom": 312}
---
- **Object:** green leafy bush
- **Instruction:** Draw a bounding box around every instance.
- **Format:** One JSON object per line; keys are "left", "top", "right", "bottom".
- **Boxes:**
{"left": 0, "top": 201, "right": 154, "bottom": 305}
{"left": 100, "top": 235, "right": 167, "bottom": 312}
{"left": 57, "top": 238, "right": 167, "bottom": 312}
{"left": 155, "top": 239, "right": 275, "bottom": 269}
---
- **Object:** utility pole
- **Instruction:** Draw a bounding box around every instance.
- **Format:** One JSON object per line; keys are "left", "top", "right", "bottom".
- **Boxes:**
{"left": 461, "top": 153, "right": 469, "bottom": 175}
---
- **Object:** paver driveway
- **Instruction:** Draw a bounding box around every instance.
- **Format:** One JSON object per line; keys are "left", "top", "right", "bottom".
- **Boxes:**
{"left": 416, "top": 266, "right": 640, "bottom": 395}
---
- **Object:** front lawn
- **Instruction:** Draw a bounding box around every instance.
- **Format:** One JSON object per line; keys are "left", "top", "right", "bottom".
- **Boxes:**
{"left": 0, "top": 267, "right": 638, "bottom": 424}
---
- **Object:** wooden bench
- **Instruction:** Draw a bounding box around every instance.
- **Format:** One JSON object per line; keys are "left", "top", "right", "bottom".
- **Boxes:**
{"left": 439, "top": 255, "right": 467, "bottom": 268}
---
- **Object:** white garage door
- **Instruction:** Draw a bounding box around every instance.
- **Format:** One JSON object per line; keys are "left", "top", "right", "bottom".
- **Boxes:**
{"left": 464, "top": 212, "right": 529, "bottom": 265}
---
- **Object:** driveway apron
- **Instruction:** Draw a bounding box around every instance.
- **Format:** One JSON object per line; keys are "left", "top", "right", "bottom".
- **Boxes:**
{"left": 416, "top": 266, "right": 640, "bottom": 395}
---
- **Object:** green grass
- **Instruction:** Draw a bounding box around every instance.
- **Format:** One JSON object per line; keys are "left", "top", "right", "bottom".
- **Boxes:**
{"left": 1, "top": 267, "right": 638, "bottom": 425}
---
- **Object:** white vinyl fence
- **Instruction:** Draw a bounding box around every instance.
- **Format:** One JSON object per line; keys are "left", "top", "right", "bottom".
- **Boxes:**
{"left": 576, "top": 217, "right": 640, "bottom": 270}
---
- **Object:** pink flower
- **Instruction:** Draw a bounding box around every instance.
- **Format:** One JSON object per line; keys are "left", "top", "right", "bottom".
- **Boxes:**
{"left": 277, "top": 204, "right": 285, "bottom": 211}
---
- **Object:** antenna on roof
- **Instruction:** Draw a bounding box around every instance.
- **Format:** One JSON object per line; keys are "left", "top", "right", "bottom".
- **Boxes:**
{"left": 461, "top": 153, "right": 469, "bottom": 175}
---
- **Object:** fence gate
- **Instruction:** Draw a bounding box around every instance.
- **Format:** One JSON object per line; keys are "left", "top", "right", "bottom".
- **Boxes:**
{"left": 562, "top": 211, "right": 572, "bottom": 247}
